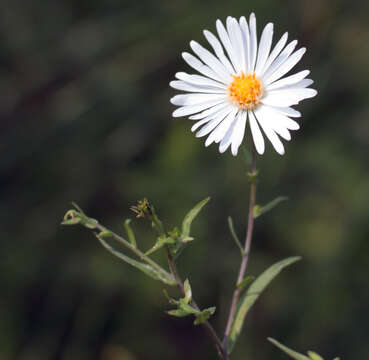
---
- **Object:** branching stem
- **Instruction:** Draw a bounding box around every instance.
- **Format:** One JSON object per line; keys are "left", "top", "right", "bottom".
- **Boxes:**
{"left": 166, "top": 246, "right": 227, "bottom": 359}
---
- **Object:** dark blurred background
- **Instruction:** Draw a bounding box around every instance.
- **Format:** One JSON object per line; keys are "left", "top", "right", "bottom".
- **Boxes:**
{"left": 1, "top": 0, "right": 369, "bottom": 359}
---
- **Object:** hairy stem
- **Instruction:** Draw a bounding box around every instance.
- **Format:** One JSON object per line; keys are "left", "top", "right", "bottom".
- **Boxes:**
{"left": 166, "top": 246, "right": 227, "bottom": 359}
{"left": 223, "top": 145, "right": 257, "bottom": 353}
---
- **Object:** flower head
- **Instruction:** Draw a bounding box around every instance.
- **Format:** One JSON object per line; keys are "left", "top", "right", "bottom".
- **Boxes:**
{"left": 170, "top": 14, "right": 317, "bottom": 155}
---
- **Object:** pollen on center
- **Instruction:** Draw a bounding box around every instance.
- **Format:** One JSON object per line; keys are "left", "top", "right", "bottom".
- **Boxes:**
{"left": 228, "top": 72, "right": 263, "bottom": 110}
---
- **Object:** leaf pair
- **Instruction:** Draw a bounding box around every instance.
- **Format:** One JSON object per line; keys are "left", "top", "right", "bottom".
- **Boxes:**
{"left": 268, "top": 338, "right": 341, "bottom": 360}
{"left": 165, "top": 279, "right": 216, "bottom": 326}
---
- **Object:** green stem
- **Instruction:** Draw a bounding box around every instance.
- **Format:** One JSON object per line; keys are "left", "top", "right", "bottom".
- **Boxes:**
{"left": 95, "top": 223, "right": 174, "bottom": 283}
{"left": 223, "top": 145, "right": 257, "bottom": 354}
{"left": 166, "top": 246, "right": 227, "bottom": 359}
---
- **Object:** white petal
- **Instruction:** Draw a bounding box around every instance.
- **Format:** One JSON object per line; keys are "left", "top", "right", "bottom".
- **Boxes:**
{"left": 190, "top": 41, "right": 232, "bottom": 83}
{"left": 195, "top": 106, "right": 234, "bottom": 137}
{"left": 249, "top": 13, "right": 258, "bottom": 71}
{"left": 205, "top": 108, "right": 238, "bottom": 146}
{"left": 249, "top": 110, "right": 265, "bottom": 154}
{"left": 170, "top": 80, "right": 225, "bottom": 94}
{"left": 203, "top": 30, "right": 235, "bottom": 74}
{"left": 216, "top": 19, "right": 239, "bottom": 74}
{"left": 264, "top": 47, "right": 306, "bottom": 85}
{"left": 259, "top": 32, "right": 288, "bottom": 76}
{"left": 261, "top": 88, "right": 317, "bottom": 107}
{"left": 226, "top": 17, "right": 244, "bottom": 73}
{"left": 256, "top": 105, "right": 300, "bottom": 131}
{"left": 267, "top": 106, "right": 301, "bottom": 118}
{"left": 170, "top": 93, "right": 226, "bottom": 106}
{"left": 231, "top": 111, "right": 247, "bottom": 155}
{"left": 175, "top": 72, "right": 227, "bottom": 89}
{"left": 254, "top": 106, "right": 285, "bottom": 155}
{"left": 172, "top": 99, "right": 226, "bottom": 117}
{"left": 182, "top": 52, "right": 223, "bottom": 83}
{"left": 219, "top": 116, "right": 238, "bottom": 153}
{"left": 266, "top": 70, "right": 310, "bottom": 90}
{"left": 261, "top": 40, "right": 298, "bottom": 82}
{"left": 255, "top": 23, "right": 274, "bottom": 76}
{"left": 239, "top": 16, "right": 251, "bottom": 73}
{"left": 286, "top": 79, "right": 314, "bottom": 89}
{"left": 189, "top": 102, "right": 230, "bottom": 120}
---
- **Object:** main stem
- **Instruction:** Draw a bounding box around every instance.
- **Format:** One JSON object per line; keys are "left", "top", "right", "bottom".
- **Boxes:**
{"left": 166, "top": 247, "right": 227, "bottom": 359}
{"left": 223, "top": 145, "right": 257, "bottom": 353}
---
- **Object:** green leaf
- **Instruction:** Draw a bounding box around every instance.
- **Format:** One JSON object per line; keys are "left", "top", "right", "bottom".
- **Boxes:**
{"left": 167, "top": 309, "right": 192, "bottom": 317}
{"left": 194, "top": 306, "right": 216, "bottom": 325}
{"left": 332, "top": 358, "right": 341, "bottom": 360}
{"left": 253, "top": 196, "right": 288, "bottom": 218}
{"left": 307, "top": 352, "right": 324, "bottom": 360}
{"left": 96, "top": 235, "right": 176, "bottom": 286}
{"left": 228, "top": 216, "right": 244, "bottom": 255}
{"left": 183, "top": 279, "right": 192, "bottom": 304}
{"left": 268, "top": 338, "right": 310, "bottom": 360}
{"left": 236, "top": 275, "right": 254, "bottom": 290}
{"left": 228, "top": 256, "right": 301, "bottom": 353}
{"left": 178, "top": 299, "right": 198, "bottom": 315}
{"left": 61, "top": 209, "right": 99, "bottom": 229}
{"left": 145, "top": 235, "right": 175, "bottom": 256}
{"left": 99, "top": 230, "right": 113, "bottom": 238}
{"left": 124, "top": 219, "right": 137, "bottom": 247}
{"left": 181, "top": 197, "right": 210, "bottom": 238}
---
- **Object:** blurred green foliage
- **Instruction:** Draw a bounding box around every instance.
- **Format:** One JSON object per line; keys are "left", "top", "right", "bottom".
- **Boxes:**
{"left": 1, "top": 0, "right": 369, "bottom": 359}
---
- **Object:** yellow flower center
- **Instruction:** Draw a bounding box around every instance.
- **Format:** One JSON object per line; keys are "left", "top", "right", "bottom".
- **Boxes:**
{"left": 228, "top": 72, "right": 263, "bottom": 110}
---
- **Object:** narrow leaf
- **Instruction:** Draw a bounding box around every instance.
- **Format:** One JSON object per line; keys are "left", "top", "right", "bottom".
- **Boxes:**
{"left": 194, "top": 306, "right": 216, "bottom": 325}
{"left": 228, "top": 216, "right": 244, "bottom": 255}
{"left": 181, "top": 197, "right": 210, "bottom": 238}
{"left": 228, "top": 256, "right": 301, "bottom": 353}
{"left": 254, "top": 196, "right": 288, "bottom": 218}
{"left": 167, "top": 309, "right": 191, "bottom": 317}
{"left": 96, "top": 235, "right": 176, "bottom": 286}
{"left": 307, "top": 352, "right": 324, "bottom": 360}
{"left": 268, "top": 338, "right": 310, "bottom": 360}
{"left": 184, "top": 279, "right": 192, "bottom": 304}
{"left": 236, "top": 275, "right": 255, "bottom": 290}
{"left": 99, "top": 230, "right": 113, "bottom": 238}
{"left": 145, "top": 235, "right": 175, "bottom": 256}
{"left": 178, "top": 299, "right": 198, "bottom": 315}
{"left": 124, "top": 219, "right": 137, "bottom": 247}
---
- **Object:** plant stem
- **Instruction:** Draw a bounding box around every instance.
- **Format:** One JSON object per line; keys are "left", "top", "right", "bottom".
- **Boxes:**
{"left": 95, "top": 223, "right": 174, "bottom": 283}
{"left": 166, "top": 246, "right": 227, "bottom": 359}
{"left": 223, "top": 145, "right": 257, "bottom": 353}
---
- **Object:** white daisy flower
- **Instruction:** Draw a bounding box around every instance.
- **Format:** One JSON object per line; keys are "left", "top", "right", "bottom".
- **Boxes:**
{"left": 170, "top": 14, "right": 317, "bottom": 156}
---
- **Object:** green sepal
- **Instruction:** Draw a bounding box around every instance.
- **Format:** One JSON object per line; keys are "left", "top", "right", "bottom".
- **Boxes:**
{"left": 228, "top": 256, "right": 301, "bottom": 354}
{"left": 145, "top": 235, "right": 175, "bottom": 256}
{"left": 181, "top": 197, "right": 210, "bottom": 238}
{"left": 268, "top": 338, "right": 310, "bottom": 360}
{"left": 124, "top": 219, "right": 137, "bottom": 247}
{"left": 194, "top": 306, "right": 216, "bottom": 325}
{"left": 228, "top": 216, "right": 244, "bottom": 255}
{"left": 253, "top": 196, "right": 288, "bottom": 218}
{"left": 96, "top": 235, "right": 176, "bottom": 286}
{"left": 236, "top": 275, "right": 255, "bottom": 291}
{"left": 307, "top": 352, "right": 324, "bottom": 360}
